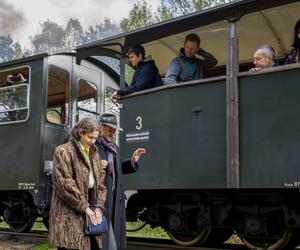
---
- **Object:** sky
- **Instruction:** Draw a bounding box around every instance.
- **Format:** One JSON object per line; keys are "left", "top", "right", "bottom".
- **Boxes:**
{"left": 0, "top": 0, "right": 161, "bottom": 48}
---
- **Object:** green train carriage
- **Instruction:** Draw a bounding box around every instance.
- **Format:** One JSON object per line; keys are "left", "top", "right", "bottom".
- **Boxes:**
{"left": 0, "top": 53, "right": 119, "bottom": 232}
{"left": 76, "top": 0, "right": 300, "bottom": 248}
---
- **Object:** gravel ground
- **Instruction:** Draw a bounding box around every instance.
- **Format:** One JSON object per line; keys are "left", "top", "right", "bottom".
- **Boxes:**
{"left": 0, "top": 234, "right": 46, "bottom": 250}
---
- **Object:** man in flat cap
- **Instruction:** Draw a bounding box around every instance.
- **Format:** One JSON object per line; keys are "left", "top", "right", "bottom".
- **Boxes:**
{"left": 96, "top": 113, "right": 145, "bottom": 250}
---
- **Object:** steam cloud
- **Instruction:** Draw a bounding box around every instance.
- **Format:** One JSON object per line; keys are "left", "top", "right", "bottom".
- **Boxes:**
{"left": 0, "top": 1, "right": 26, "bottom": 37}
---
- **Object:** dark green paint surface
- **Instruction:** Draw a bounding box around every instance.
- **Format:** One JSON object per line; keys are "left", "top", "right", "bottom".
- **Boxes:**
{"left": 240, "top": 69, "right": 300, "bottom": 188}
{"left": 122, "top": 67, "right": 300, "bottom": 189}
{"left": 121, "top": 81, "right": 226, "bottom": 189}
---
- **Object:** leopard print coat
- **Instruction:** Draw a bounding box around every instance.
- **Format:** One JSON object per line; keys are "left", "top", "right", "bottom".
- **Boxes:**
{"left": 49, "top": 137, "right": 106, "bottom": 250}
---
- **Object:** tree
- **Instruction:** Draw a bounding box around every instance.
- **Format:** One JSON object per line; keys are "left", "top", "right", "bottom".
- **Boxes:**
{"left": 83, "top": 25, "right": 100, "bottom": 44}
{"left": 0, "top": 36, "right": 22, "bottom": 62}
{"left": 83, "top": 18, "right": 120, "bottom": 44}
{"left": 101, "top": 18, "right": 120, "bottom": 39}
{"left": 64, "top": 18, "right": 84, "bottom": 51}
{"left": 120, "top": 0, "right": 235, "bottom": 32}
{"left": 28, "top": 18, "right": 119, "bottom": 54}
{"left": 157, "top": 0, "right": 233, "bottom": 19}
{"left": 120, "top": 0, "right": 156, "bottom": 32}
{"left": 30, "top": 20, "right": 65, "bottom": 54}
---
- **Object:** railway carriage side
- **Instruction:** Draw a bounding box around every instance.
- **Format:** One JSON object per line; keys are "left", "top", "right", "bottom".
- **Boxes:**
{"left": 75, "top": 0, "right": 300, "bottom": 248}
{"left": 0, "top": 53, "right": 119, "bottom": 232}
{"left": 0, "top": 55, "right": 49, "bottom": 232}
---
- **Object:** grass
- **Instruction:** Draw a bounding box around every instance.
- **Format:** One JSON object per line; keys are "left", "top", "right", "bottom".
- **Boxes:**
{"left": 1, "top": 219, "right": 244, "bottom": 249}
{"left": 34, "top": 243, "right": 56, "bottom": 250}
{"left": 126, "top": 221, "right": 169, "bottom": 239}
{"left": 126, "top": 221, "right": 243, "bottom": 244}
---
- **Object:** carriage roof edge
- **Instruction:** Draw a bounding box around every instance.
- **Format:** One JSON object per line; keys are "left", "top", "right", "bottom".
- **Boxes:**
{"left": 75, "top": 0, "right": 300, "bottom": 64}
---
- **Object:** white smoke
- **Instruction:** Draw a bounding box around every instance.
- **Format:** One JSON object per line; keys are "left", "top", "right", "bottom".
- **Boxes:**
{"left": 0, "top": 1, "right": 26, "bottom": 37}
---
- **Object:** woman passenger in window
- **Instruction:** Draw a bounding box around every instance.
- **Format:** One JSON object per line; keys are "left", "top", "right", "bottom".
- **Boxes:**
{"left": 49, "top": 117, "right": 106, "bottom": 250}
{"left": 285, "top": 19, "right": 300, "bottom": 64}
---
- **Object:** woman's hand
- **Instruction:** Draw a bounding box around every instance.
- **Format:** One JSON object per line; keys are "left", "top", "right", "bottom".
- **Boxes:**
{"left": 86, "top": 207, "right": 98, "bottom": 225}
{"left": 101, "top": 160, "right": 109, "bottom": 169}
{"left": 94, "top": 208, "right": 103, "bottom": 224}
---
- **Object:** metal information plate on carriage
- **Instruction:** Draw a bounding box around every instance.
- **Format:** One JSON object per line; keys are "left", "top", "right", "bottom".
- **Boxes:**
{"left": 125, "top": 131, "right": 150, "bottom": 143}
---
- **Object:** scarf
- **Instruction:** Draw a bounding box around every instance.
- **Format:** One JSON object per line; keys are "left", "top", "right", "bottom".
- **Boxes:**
{"left": 99, "top": 137, "right": 117, "bottom": 178}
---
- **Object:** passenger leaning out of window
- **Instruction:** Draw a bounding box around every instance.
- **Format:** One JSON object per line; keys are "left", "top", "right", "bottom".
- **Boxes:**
{"left": 285, "top": 19, "right": 300, "bottom": 65}
{"left": 112, "top": 45, "right": 162, "bottom": 101}
{"left": 49, "top": 117, "right": 106, "bottom": 250}
{"left": 165, "top": 33, "right": 217, "bottom": 84}
{"left": 250, "top": 45, "right": 277, "bottom": 72}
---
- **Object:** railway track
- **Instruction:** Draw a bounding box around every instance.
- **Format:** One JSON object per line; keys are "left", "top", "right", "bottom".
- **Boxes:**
{"left": 0, "top": 231, "right": 246, "bottom": 250}
{"left": 0, "top": 228, "right": 48, "bottom": 239}
{"left": 127, "top": 237, "right": 248, "bottom": 250}
{"left": 0, "top": 231, "right": 298, "bottom": 250}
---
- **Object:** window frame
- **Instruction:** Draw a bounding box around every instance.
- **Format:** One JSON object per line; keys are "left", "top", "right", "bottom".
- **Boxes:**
{"left": 77, "top": 78, "right": 99, "bottom": 120}
{"left": 0, "top": 65, "right": 31, "bottom": 125}
{"left": 46, "top": 64, "right": 71, "bottom": 126}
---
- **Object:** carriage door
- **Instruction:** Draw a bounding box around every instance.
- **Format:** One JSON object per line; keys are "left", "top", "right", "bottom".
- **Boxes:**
{"left": 45, "top": 65, "right": 70, "bottom": 156}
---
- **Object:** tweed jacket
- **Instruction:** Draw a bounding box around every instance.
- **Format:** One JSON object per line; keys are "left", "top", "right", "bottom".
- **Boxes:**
{"left": 49, "top": 137, "right": 107, "bottom": 250}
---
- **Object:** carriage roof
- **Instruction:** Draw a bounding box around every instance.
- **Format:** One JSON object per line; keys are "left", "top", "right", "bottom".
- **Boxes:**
{"left": 76, "top": 0, "right": 300, "bottom": 75}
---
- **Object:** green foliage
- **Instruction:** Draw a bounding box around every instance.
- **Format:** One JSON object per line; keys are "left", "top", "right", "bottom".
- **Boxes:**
{"left": 121, "top": 0, "right": 235, "bottom": 31}
{"left": 158, "top": 0, "right": 234, "bottom": 19}
{"left": 120, "top": 0, "right": 156, "bottom": 32}
{"left": 0, "top": 35, "right": 22, "bottom": 62}
{"left": 34, "top": 243, "right": 55, "bottom": 250}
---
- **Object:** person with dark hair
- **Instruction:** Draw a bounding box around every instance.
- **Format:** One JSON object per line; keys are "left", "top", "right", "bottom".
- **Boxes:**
{"left": 96, "top": 113, "right": 145, "bottom": 250}
{"left": 112, "top": 45, "right": 162, "bottom": 100}
{"left": 250, "top": 44, "right": 277, "bottom": 71}
{"left": 165, "top": 33, "right": 217, "bottom": 84}
{"left": 285, "top": 19, "right": 300, "bottom": 64}
{"left": 49, "top": 117, "right": 107, "bottom": 250}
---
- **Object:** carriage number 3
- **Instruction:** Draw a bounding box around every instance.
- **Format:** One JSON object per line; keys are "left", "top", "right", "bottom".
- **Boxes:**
{"left": 136, "top": 116, "right": 142, "bottom": 130}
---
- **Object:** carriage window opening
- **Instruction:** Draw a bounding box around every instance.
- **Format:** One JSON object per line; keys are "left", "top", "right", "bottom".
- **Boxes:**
{"left": 46, "top": 65, "right": 70, "bottom": 125}
{"left": 92, "top": 56, "right": 134, "bottom": 85}
{"left": 77, "top": 79, "right": 97, "bottom": 120}
{"left": 0, "top": 67, "right": 29, "bottom": 124}
{"left": 104, "top": 86, "right": 119, "bottom": 114}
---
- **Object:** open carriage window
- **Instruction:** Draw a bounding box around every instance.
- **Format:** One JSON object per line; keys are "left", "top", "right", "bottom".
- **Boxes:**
{"left": 0, "top": 67, "right": 29, "bottom": 124}
{"left": 77, "top": 79, "right": 97, "bottom": 120}
{"left": 93, "top": 56, "right": 134, "bottom": 86}
{"left": 46, "top": 65, "right": 70, "bottom": 125}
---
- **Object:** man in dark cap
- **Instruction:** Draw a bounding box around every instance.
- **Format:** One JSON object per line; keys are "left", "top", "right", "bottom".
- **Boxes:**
{"left": 96, "top": 113, "right": 145, "bottom": 250}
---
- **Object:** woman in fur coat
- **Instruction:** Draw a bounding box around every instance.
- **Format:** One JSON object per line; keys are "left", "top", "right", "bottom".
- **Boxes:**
{"left": 49, "top": 117, "right": 107, "bottom": 250}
